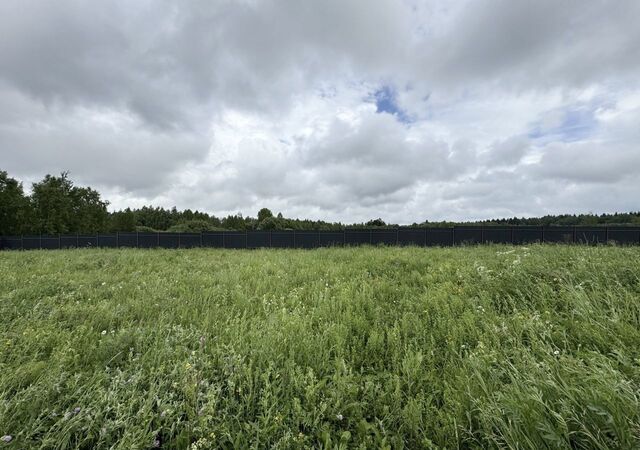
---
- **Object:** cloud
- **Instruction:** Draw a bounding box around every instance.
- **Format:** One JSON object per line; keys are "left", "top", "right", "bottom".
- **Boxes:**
{"left": 1, "top": 0, "right": 639, "bottom": 222}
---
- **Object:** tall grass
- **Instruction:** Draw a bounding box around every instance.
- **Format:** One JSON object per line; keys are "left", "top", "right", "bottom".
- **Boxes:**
{"left": 0, "top": 245, "right": 639, "bottom": 449}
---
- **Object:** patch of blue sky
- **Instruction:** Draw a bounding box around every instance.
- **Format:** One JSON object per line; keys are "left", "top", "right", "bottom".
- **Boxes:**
{"left": 528, "top": 106, "right": 598, "bottom": 143}
{"left": 372, "top": 86, "right": 413, "bottom": 124}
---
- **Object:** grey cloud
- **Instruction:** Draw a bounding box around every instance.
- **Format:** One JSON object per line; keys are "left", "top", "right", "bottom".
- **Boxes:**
{"left": 421, "top": 1, "right": 640, "bottom": 90}
{"left": 532, "top": 141, "right": 640, "bottom": 184}
{"left": 1, "top": 0, "right": 639, "bottom": 222}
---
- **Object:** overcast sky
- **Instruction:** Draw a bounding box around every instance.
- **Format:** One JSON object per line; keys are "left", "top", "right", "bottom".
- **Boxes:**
{"left": 1, "top": 1, "right": 639, "bottom": 223}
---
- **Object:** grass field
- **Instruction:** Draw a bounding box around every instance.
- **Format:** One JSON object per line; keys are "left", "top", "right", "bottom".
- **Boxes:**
{"left": 0, "top": 246, "right": 639, "bottom": 449}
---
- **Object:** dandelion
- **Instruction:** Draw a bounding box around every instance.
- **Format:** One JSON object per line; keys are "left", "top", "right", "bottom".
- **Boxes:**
{"left": 1, "top": 435, "right": 12, "bottom": 443}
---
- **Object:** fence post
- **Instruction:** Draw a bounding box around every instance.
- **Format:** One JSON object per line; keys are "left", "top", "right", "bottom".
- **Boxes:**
{"left": 369, "top": 229, "right": 372, "bottom": 245}
{"left": 605, "top": 226, "right": 609, "bottom": 244}
{"left": 452, "top": 227, "right": 456, "bottom": 246}
{"left": 136, "top": 231, "right": 139, "bottom": 248}
{"left": 424, "top": 228, "right": 427, "bottom": 246}
{"left": 269, "top": 230, "right": 272, "bottom": 248}
{"left": 200, "top": 232, "right": 203, "bottom": 248}
{"left": 58, "top": 234, "right": 61, "bottom": 249}
{"left": 178, "top": 233, "right": 181, "bottom": 249}
{"left": 76, "top": 233, "right": 79, "bottom": 248}
{"left": 157, "top": 232, "right": 160, "bottom": 248}
{"left": 222, "top": 232, "right": 226, "bottom": 248}
{"left": 396, "top": 228, "right": 399, "bottom": 246}
{"left": 244, "top": 231, "right": 247, "bottom": 249}
{"left": 480, "top": 227, "right": 484, "bottom": 244}
{"left": 573, "top": 226, "right": 577, "bottom": 244}
{"left": 116, "top": 232, "right": 120, "bottom": 248}
{"left": 39, "top": 234, "right": 42, "bottom": 250}
{"left": 541, "top": 227, "right": 545, "bottom": 243}
{"left": 293, "top": 229, "right": 296, "bottom": 248}
{"left": 510, "top": 226, "right": 514, "bottom": 244}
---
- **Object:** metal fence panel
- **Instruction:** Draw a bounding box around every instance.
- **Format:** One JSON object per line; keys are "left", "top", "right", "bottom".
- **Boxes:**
{"left": 4, "top": 227, "right": 640, "bottom": 251}
{"left": 158, "top": 233, "right": 180, "bottom": 248}
{"left": 454, "top": 227, "right": 482, "bottom": 245}
{"left": 117, "top": 232, "right": 137, "bottom": 248}
{"left": 159, "top": 233, "right": 179, "bottom": 248}
{"left": 22, "top": 235, "right": 41, "bottom": 250}
{"left": 77, "top": 235, "right": 98, "bottom": 248}
{"left": 138, "top": 233, "right": 158, "bottom": 248}
{"left": 512, "top": 227, "right": 543, "bottom": 244}
{"left": 60, "top": 235, "right": 77, "bottom": 248}
{"left": 371, "top": 230, "right": 397, "bottom": 245}
{"left": 345, "top": 230, "right": 370, "bottom": 246}
{"left": 543, "top": 227, "right": 574, "bottom": 243}
{"left": 607, "top": 227, "right": 640, "bottom": 245}
{"left": 271, "top": 231, "right": 295, "bottom": 248}
{"left": 483, "top": 227, "right": 512, "bottom": 244}
{"left": 319, "top": 231, "right": 343, "bottom": 247}
{"left": 294, "top": 231, "right": 319, "bottom": 249}
{"left": 398, "top": 229, "right": 425, "bottom": 246}
{"left": 41, "top": 235, "right": 60, "bottom": 249}
{"left": 0, "top": 236, "right": 21, "bottom": 250}
{"left": 427, "top": 228, "right": 453, "bottom": 246}
{"left": 179, "top": 233, "right": 201, "bottom": 248}
{"left": 247, "top": 232, "right": 270, "bottom": 248}
{"left": 97, "top": 234, "right": 117, "bottom": 248}
{"left": 202, "top": 233, "right": 224, "bottom": 248}
{"left": 223, "top": 232, "right": 246, "bottom": 249}
{"left": 574, "top": 228, "right": 607, "bottom": 244}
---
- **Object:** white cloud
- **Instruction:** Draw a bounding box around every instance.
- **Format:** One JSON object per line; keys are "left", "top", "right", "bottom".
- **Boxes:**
{"left": 1, "top": 0, "right": 639, "bottom": 222}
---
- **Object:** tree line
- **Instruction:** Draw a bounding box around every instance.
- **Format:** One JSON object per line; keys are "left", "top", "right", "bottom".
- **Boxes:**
{"left": 1, "top": 170, "right": 639, "bottom": 236}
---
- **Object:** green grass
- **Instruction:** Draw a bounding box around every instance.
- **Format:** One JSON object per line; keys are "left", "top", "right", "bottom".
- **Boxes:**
{"left": 0, "top": 245, "right": 639, "bottom": 449}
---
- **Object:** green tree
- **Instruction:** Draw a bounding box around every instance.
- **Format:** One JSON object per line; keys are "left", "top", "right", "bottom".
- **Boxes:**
{"left": 30, "top": 173, "right": 76, "bottom": 234}
{"left": 0, "top": 170, "right": 31, "bottom": 235}
{"left": 70, "top": 186, "right": 109, "bottom": 233}
{"left": 257, "top": 208, "right": 273, "bottom": 223}
{"left": 109, "top": 209, "right": 136, "bottom": 232}
{"left": 31, "top": 172, "right": 109, "bottom": 234}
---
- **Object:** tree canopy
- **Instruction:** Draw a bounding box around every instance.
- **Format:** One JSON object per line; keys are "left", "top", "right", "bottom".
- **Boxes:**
{"left": 1, "top": 169, "right": 639, "bottom": 235}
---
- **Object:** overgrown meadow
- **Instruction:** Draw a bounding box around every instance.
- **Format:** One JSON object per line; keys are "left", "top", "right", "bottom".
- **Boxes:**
{"left": 1, "top": 245, "right": 639, "bottom": 449}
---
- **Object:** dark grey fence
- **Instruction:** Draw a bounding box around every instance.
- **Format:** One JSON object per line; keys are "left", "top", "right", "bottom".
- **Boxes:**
{"left": 1, "top": 226, "right": 639, "bottom": 251}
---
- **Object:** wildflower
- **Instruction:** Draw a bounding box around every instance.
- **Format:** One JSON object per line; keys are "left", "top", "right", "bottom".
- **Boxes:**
{"left": 101, "top": 282, "right": 106, "bottom": 286}
{"left": 74, "top": 407, "right": 81, "bottom": 414}
{"left": 553, "top": 350, "right": 560, "bottom": 356}
{"left": 152, "top": 438, "right": 161, "bottom": 448}
{"left": 1, "top": 435, "right": 12, "bottom": 443}
{"left": 336, "top": 413, "right": 344, "bottom": 421}
{"left": 101, "top": 330, "right": 107, "bottom": 335}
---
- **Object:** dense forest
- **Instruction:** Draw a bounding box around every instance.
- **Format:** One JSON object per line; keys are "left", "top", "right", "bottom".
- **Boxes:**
{"left": 1, "top": 170, "right": 639, "bottom": 236}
